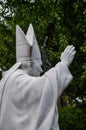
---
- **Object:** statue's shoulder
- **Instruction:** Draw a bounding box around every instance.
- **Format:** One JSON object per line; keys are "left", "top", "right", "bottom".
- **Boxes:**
{"left": 0, "top": 62, "right": 22, "bottom": 95}
{"left": 0, "top": 61, "right": 22, "bottom": 87}
{"left": 1, "top": 62, "right": 22, "bottom": 81}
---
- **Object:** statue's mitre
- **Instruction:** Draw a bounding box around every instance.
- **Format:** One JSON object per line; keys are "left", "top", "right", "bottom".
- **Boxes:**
{"left": 16, "top": 25, "right": 32, "bottom": 62}
{"left": 16, "top": 24, "right": 41, "bottom": 62}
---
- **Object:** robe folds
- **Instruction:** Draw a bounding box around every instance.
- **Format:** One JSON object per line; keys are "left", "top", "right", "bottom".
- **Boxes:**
{"left": 0, "top": 62, "right": 73, "bottom": 130}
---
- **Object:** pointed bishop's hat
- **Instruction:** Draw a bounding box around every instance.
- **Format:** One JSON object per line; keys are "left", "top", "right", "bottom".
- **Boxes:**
{"left": 16, "top": 24, "right": 41, "bottom": 62}
{"left": 16, "top": 25, "right": 32, "bottom": 62}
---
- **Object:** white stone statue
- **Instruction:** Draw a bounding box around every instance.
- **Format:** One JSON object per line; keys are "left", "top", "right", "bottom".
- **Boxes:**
{"left": 0, "top": 24, "right": 76, "bottom": 130}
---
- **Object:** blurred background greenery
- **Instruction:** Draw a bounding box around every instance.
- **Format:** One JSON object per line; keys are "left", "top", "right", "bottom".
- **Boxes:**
{"left": 0, "top": 0, "right": 86, "bottom": 129}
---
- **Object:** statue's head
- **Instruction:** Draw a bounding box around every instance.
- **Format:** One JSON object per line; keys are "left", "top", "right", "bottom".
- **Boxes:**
{"left": 16, "top": 24, "right": 43, "bottom": 76}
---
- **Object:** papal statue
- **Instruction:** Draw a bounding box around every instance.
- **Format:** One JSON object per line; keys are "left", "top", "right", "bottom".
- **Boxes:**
{"left": 0, "top": 24, "right": 76, "bottom": 130}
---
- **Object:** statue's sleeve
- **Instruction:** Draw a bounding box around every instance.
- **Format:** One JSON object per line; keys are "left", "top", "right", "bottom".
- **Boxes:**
{"left": 44, "top": 62, "right": 73, "bottom": 97}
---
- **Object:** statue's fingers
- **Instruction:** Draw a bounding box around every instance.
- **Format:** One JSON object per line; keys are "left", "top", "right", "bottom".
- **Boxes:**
{"left": 69, "top": 46, "right": 75, "bottom": 54}
{"left": 67, "top": 45, "right": 75, "bottom": 53}
{"left": 69, "top": 51, "right": 76, "bottom": 58}
{"left": 64, "top": 45, "right": 73, "bottom": 53}
{"left": 72, "top": 50, "right": 76, "bottom": 56}
{"left": 67, "top": 46, "right": 76, "bottom": 57}
{"left": 64, "top": 45, "right": 70, "bottom": 53}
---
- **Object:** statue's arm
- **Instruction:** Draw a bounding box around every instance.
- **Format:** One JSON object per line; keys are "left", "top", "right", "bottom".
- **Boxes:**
{"left": 44, "top": 45, "right": 76, "bottom": 97}
{"left": 55, "top": 45, "right": 76, "bottom": 96}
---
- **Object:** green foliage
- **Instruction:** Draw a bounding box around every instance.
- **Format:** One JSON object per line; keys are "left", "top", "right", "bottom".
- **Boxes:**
{"left": 59, "top": 106, "right": 86, "bottom": 130}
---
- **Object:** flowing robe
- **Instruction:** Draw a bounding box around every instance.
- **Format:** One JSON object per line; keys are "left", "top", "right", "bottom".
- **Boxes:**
{"left": 0, "top": 62, "right": 73, "bottom": 130}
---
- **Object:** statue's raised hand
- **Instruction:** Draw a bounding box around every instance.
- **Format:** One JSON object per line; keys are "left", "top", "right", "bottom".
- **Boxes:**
{"left": 60, "top": 45, "right": 76, "bottom": 67}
